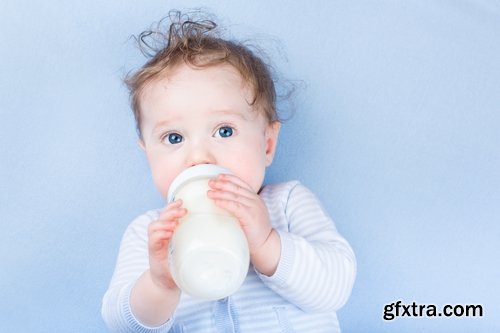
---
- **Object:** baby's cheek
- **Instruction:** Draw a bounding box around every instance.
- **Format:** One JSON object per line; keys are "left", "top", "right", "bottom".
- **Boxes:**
{"left": 243, "top": 169, "right": 265, "bottom": 193}
{"left": 151, "top": 172, "right": 171, "bottom": 198}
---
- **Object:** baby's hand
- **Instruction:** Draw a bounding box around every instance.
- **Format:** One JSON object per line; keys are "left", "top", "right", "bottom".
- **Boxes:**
{"left": 208, "top": 174, "right": 280, "bottom": 276}
{"left": 207, "top": 174, "right": 273, "bottom": 255}
{"left": 148, "top": 199, "right": 187, "bottom": 290}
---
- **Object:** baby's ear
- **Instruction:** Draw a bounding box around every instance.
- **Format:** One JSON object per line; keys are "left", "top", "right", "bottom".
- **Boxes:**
{"left": 138, "top": 139, "right": 146, "bottom": 151}
{"left": 265, "top": 121, "right": 281, "bottom": 166}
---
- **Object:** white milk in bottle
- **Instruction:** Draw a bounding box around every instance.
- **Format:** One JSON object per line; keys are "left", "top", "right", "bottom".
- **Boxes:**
{"left": 167, "top": 164, "right": 250, "bottom": 300}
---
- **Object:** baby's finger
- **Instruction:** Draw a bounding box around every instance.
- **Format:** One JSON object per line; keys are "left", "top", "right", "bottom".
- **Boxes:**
{"left": 159, "top": 206, "right": 187, "bottom": 222}
{"left": 149, "top": 228, "right": 175, "bottom": 242}
{"left": 149, "top": 220, "right": 178, "bottom": 237}
{"left": 160, "top": 199, "right": 183, "bottom": 214}
{"left": 218, "top": 174, "right": 254, "bottom": 191}
{"left": 210, "top": 197, "right": 251, "bottom": 223}
{"left": 208, "top": 176, "right": 254, "bottom": 200}
{"left": 207, "top": 189, "right": 252, "bottom": 207}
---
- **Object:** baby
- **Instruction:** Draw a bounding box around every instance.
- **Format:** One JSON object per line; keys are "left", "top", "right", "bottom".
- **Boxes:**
{"left": 102, "top": 11, "right": 356, "bottom": 333}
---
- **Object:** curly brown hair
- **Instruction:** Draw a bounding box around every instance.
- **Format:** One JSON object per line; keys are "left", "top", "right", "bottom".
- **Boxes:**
{"left": 125, "top": 10, "right": 280, "bottom": 138}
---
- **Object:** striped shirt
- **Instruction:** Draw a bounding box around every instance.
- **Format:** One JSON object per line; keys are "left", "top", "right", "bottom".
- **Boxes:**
{"left": 102, "top": 181, "right": 356, "bottom": 332}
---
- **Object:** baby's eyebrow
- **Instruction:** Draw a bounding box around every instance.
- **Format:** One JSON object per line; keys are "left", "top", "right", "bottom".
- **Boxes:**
{"left": 151, "top": 119, "right": 176, "bottom": 134}
{"left": 210, "top": 109, "right": 249, "bottom": 120}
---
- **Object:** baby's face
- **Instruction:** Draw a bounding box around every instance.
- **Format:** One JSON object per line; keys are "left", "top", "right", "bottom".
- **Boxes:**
{"left": 138, "top": 63, "right": 280, "bottom": 198}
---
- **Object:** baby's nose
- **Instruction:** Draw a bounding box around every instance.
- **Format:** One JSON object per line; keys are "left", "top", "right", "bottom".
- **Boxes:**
{"left": 186, "top": 144, "right": 216, "bottom": 167}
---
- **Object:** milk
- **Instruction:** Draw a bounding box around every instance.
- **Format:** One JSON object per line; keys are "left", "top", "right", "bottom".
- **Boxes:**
{"left": 167, "top": 164, "right": 250, "bottom": 300}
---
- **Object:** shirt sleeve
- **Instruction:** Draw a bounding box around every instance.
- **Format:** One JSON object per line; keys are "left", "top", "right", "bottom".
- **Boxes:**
{"left": 256, "top": 182, "right": 356, "bottom": 313}
{"left": 101, "top": 211, "right": 174, "bottom": 332}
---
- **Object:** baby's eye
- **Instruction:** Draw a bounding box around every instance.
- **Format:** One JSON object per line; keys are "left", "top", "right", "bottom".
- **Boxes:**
{"left": 164, "top": 132, "right": 183, "bottom": 144}
{"left": 216, "top": 126, "right": 234, "bottom": 138}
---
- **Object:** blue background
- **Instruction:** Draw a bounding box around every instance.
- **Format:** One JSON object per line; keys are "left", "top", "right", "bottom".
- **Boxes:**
{"left": 1, "top": 1, "right": 499, "bottom": 332}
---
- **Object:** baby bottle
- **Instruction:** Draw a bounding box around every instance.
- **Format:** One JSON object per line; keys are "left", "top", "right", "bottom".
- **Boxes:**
{"left": 167, "top": 164, "right": 250, "bottom": 300}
